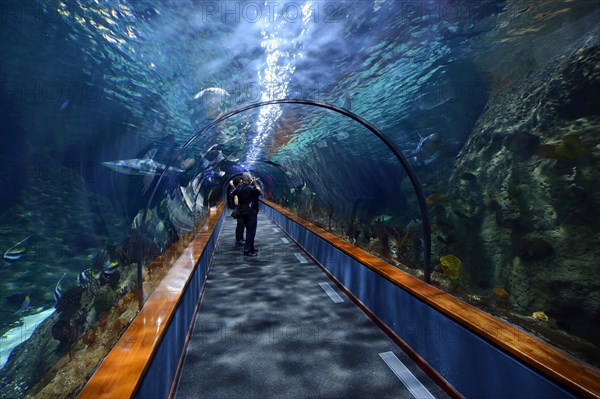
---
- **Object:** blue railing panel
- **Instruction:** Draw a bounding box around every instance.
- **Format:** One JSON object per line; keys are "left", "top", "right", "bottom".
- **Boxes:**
{"left": 134, "top": 211, "right": 224, "bottom": 399}
{"left": 262, "top": 203, "right": 576, "bottom": 399}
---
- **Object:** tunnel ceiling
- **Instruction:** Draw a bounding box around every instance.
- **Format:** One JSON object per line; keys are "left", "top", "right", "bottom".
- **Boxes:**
{"left": 2, "top": 0, "right": 598, "bottom": 200}
{"left": 5, "top": 1, "right": 492, "bottom": 173}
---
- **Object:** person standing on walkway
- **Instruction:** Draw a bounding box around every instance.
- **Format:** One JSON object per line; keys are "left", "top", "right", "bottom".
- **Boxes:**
{"left": 228, "top": 177, "right": 246, "bottom": 245}
{"left": 234, "top": 172, "right": 262, "bottom": 256}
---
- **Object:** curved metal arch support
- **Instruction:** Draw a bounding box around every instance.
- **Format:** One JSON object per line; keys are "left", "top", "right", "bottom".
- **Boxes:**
{"left": 137, "top": 99, "right": 432, "bottom": 309}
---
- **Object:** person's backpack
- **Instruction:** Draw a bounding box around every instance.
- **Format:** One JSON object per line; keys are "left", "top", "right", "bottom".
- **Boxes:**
{"left": 227, "top": 185, "right": 237, "bottom": 209}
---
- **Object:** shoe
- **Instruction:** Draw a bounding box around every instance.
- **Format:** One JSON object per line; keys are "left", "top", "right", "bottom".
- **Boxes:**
{"left": 251, "top": 247, "right": 258, "bottom": 252}
{"left": 243, "top": 251, "right": 258, "bottom": 257}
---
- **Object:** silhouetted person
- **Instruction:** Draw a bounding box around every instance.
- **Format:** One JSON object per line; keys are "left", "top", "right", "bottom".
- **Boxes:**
{"left": 234, "top": 172, "right": 262, "bottom": 256}
{"left": 228, "top": 177, "right": 245, "bottom": 245}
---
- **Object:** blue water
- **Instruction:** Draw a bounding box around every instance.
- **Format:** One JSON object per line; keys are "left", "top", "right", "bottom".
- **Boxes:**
{"left": 1, "top": 0, "right": 599, "bottom": 395}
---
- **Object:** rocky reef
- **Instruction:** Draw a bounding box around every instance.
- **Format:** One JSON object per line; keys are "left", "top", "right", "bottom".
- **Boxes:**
{"left": 436, "top": 42, "right": 600, "bottom": 349}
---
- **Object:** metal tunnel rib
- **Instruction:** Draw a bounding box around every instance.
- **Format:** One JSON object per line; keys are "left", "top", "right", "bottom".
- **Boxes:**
{"left": 137, "top": 99, "right": 432, "bottom": 308}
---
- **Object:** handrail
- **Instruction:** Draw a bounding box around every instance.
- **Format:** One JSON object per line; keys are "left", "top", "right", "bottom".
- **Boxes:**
{"left": 78, "top": 202, "right": 225, "bottom": 399}
{"left": 262, "top": 199, "right": 600, "bottom": 399}
{"left": 138, "top": 99, "right": 431, "bottom": 307}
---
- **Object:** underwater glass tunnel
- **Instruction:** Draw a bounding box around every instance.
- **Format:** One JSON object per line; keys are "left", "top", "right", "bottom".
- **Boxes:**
{"left": 0, "top": 1, "right": 599, "bottom": 398}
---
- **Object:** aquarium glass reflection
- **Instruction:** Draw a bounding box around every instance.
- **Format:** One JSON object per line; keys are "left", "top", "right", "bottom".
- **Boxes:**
{"left": 1, "top": 0, "right": 599, "bottom": 397}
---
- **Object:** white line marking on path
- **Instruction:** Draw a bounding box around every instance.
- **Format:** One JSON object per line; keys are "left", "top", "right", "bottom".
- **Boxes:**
{"left": 379, "top": 352, "right": 435, "bottom": 399}
{"left": 280, "top": 237, "right": 289, "bottom": 244}
{"left": 272, "top": 227, "right": 279, "bottom": 232}
{"left": 319, "top": 282, "right": 344, "bottom": 303}
{"left": 294, "top": 253, "right": 308, "bottom": 263}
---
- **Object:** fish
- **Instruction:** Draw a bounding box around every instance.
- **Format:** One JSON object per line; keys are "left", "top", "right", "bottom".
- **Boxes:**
{"left": 536, "top": 134, "right": 587, "bottom": 160}
{"left": 102, "top": 149, "right": 185, "bottom": 176}
{"left": 193, "top": 88, "right": 230, "bottom": 119}
{"left": 426, "top": 193, "right": 446, "bottom": 206}
{"left": 180, "top": 157, "right": 195, "bottom": 170}
{"left": 193, "top": 87, "right": 230, "bottom": 101}
{"left": 411, "top": 133, "right": 445, "bottom": 167}
{"left": 290, "top": 181, "right": 307, "bottom": 194}
{"left": 53, "top": 272, "right": 67, "bottom": 307}
{"left": 531, "top": 311, "right": 549, "bottom": 321}
{"left": 4, "top": 235, "right": 33, "bottom": 261}
{"left": 200, "top": 144, "right": 219, "bottom": 160}
{"left": 192, "top": 175, "right": 203, "bottom": 195}
{"left": 493, "top": 287, "right": 509, "bottom": 299}
{"left": 59, "top": 99, "right": 69, "bottom": 111}
{"left": 181, "top": 186, "right": 195, "bottom": 212}
{"left": 555, "top": 135, "right": 586, "bottom": 159}
{"left": 342, "top": 91, "right": 351, "bottom": 110}
{"left": 132, "top": 208, "right": 154, "bottom": 230}
{"left": 102, "top": 261, "right": 119, "bottom": 275}
{"left": 77, "top": 268, "right": 100, "bottom": 290}
{"left": 21, "top": 293, "right": 31, "bottom": 312}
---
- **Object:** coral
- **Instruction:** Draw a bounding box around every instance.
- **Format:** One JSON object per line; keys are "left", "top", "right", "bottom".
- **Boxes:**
{"left": 30, "top": 288, "right": 139, "bottom": 399}
{"left": 442, "top": 44, "right": 600, "bottom": 360}
{"left": 440, "top": 254, "right": 461, "bottom": 280}
{"left": 51, "top": 319, "right": 77, "bottom": 345}
{"left": 93, "top": 288, "right": 116, "bottom": 314}
{"left": 82, "top": 329, "right": 97, "bottom": 346}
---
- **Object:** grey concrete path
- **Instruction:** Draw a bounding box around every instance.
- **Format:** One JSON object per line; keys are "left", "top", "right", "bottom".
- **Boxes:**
{"left": 174, "top": 212, "right": 450, "bottom": 399}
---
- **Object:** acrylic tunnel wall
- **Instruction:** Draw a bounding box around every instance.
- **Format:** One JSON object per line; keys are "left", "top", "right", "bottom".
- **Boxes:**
{"left": 1, "top": 1, "right": 600, "bottom": 398}
{"left": 151, "top": 94, "right": 600, "bottom": 380}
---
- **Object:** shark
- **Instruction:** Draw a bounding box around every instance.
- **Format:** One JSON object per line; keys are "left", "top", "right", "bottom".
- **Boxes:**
{"left": 410, "top": 133, "right": 445, "bottom": 167}
{"left": 102, "top": 149, "right": 185, "bottom": 176}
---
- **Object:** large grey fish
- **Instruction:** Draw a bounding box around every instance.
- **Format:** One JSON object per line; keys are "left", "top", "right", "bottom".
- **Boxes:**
{"left": 411, "top": 133, "right": 444, "bottom": 167}
{"left": 342, "top": 91, "right": 351, "bottom": 111}
{"left": 102, "top": 149, "right": 185, "bottom": 176}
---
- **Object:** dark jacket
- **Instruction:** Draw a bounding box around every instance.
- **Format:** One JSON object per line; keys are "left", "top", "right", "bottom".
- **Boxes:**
{"left": 236, "top": 183, "right": 261, "bottom": 215}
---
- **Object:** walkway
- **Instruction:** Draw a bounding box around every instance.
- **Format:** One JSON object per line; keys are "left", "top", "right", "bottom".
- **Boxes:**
{"left": 174, "top": 212, "right": 450, "bottom": 399}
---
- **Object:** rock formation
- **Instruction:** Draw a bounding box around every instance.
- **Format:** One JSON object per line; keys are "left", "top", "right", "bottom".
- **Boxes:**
{"left": 438, "top": 42, "right": 599, "bottom": 345}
